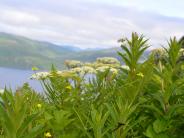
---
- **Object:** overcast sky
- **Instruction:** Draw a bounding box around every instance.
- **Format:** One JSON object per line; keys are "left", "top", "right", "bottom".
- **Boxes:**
{"left": 0, "top": 0, "right": 184, "bottom": 49}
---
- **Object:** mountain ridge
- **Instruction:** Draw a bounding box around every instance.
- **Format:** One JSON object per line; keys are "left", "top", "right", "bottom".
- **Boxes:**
{"left": 0, "top": 32, "right": 121, "bottom": 70}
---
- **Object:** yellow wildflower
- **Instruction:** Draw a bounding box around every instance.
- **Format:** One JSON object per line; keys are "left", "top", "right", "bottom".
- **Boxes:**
{"left": 136, "top": 72, "right": 144, "bottom": 78}
{"left": 45, "top": 132, "right": 52, "bottom": 138}
{"left": 37, "top": 103, "right": 42, "bottom": 108}
{"left": 65, "top": 85, "right": 72, "bottom": 91}
{"left": 32, "top": 66, "right": 39, "bottom": 71}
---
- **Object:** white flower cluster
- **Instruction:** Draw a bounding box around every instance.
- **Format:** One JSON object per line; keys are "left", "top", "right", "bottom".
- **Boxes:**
{"left": 109, "top": 68, "right": 118, "bottom": 74}
{"left": 71, "top": 66, "right": 96, "bottom": 75}
{"left": 30, "top": 67, "right": 96, "bottom": 80}
{"left": 96, "top": 66, "right": 110, "bottom": 72}
{"left": 30, "top": 72, "right": 50, "bottom": 80}
{"left": 96, "top": 66, "right": 118, "bottom": 74}
{"left": 31, "top": 57, "right": 122, "bottom": 80}
{"left": 96, "top": 57, "right": 120, "bottom": 65}
{"left": 121, "top": 65, "right": 130, "bottom": 70}
{"left": 64, "top": 60, "right": 83, "bottom": 68}
{"left": 82, "top": 66, "right": 96, "bottom": 74}
{"left": 151, "top": 48, "right": 166, "bottom": 60}
{"left": 71, "top": 67, "right": 82, "bottom": 74}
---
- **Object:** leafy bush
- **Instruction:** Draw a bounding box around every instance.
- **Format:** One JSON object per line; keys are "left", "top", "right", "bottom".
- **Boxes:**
{"left": 1, "top": 32, "right": 184, "bottom": 137}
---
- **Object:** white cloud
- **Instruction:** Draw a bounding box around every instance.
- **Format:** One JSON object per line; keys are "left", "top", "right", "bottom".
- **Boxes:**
{"left": 0, "top": 0, "right": 183, "bottom": 49}
{"left": 0, "top": 9, "right": 40, "bottom": 26}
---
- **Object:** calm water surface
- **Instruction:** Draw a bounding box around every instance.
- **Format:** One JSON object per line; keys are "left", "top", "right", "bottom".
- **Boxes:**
{"left": 0, "top": 67, "right": 43, "bottom": 92}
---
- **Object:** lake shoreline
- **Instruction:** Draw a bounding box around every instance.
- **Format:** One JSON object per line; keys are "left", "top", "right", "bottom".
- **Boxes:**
{"left": 0, "top": 67, "right": 43, "bottom": 92}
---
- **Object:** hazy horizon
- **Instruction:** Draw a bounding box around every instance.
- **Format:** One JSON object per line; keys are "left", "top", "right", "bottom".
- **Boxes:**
{"left": 0, "top": 0, "right": 184, "bottom": 49}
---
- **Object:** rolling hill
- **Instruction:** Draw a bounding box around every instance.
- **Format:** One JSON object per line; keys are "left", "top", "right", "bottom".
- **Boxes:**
{"left": 0, "top": 32, "right": 121, "bottom": 70}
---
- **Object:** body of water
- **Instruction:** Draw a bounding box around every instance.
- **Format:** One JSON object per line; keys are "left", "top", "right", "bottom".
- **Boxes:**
{"left": 0, "top": 67, "right": 43, "bottom": 92}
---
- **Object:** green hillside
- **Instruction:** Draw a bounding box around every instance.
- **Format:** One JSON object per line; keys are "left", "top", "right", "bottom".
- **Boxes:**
{"left": 65, "top": 47, "right": 121, "bottom": 62}
{"left": 0, "top": 32, "right": 120, "bottom": 70}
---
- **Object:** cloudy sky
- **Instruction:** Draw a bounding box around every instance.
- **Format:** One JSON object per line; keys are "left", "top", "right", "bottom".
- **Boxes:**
{"left": 0, "top": 0, "right": 184, "bottom": 49}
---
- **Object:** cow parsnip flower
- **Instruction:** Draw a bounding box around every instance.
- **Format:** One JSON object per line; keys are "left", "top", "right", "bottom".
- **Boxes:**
{"left": 110, "top": 68, "right": 118, "bottom": 75}
{"left": 30, "top": 72, "right": 50, "bottom": 80}
{"left": 96, "top": 66, "right": 110, "bottom": 72}
{"left": 65, "top": 60, "right": 83, "bottom": 68}
{"left": 81, "top": 66, "right": 96, "bottom": 74}
{"left": 151, "top": 48, "right": 166, "bottom": 60}
{"left": 84, "top": 62, "right": 94, "bottom": 67}
{"left": 71, "top": 67, "right": 82, "bottom": 74}
{"left": 96, "top": 57, "right": 120, "bottom": 65}
{"left": 121, "top": 65, "right": 130, "bottom": 70}
{"left": 96, "top": 66, "right": 118, "bottom": 74}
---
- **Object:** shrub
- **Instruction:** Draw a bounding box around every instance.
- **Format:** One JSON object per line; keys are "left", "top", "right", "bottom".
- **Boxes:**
{"left": 1, "top": 32, "right": 184, "bottom": 137}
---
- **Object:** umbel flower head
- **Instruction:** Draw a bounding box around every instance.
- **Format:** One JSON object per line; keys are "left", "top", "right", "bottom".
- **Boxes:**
{"left": 96, "top": 66, "right": 118, "bottom": 74}
{"left": 81, "top": 66, "right": 96, "bottom": 74}
{"left": 30, "top": 72, "right": 50, "bottom": 80}
{"left": 70, "top": 66, "right": 96, "bottom": 76}
{"left": 71, "top": 67, "right": 83, "bottom": 74}
{"left": 96, "top": 57, "right": 120, "bottom": 65}
{"left": 64, "top": 60, "right": 83, "bottom": 69}
{"left": 121, "top": 65, "right": 130, "bottom": 70}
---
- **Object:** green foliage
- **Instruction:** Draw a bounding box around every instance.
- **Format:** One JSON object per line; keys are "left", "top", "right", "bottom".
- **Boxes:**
{"left": 0, "top": 85, "right": 45, "bottom": 138}
{"left": 118, "top": 32, "right": 149, "bottom": 79}
{"left": 2, "top": 33, "right": 184, "bottom": 137}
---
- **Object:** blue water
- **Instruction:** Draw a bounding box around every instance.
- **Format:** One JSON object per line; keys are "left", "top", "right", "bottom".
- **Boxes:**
{"left": 0, "top": 67, "right": 43, "bottom": 92}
